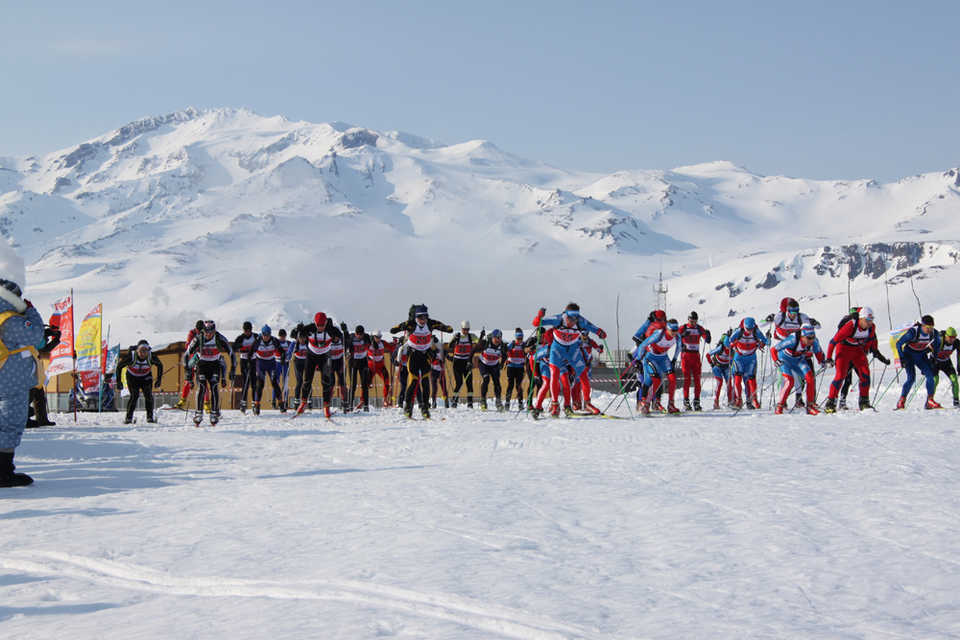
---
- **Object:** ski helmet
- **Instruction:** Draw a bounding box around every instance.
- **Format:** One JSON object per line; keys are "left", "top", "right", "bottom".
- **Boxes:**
{"left": 414, "top": 304, "right": 428, "bottom": 317}
{"left": 203, "top": 320, "right": 216, "bottom": 333}
{"left": 515, "top": 328, "right": 524, "bottom": 339}
{"left": 787, "top": 298, "right": 800, "bottom": 313}
{"left": 314, "top": 312, "right": 327, "bottom": 327}
{"left": 461, "top": 320, "right": 470, "bottom": 330}
{"left": 859, "top": 307, "right": 874, "bottom": 321}
{"left": 743, "top": 317, "right": 757, "bottom": 331}
{"left": 243, "top": 321, "right": 253, "bottom": 331}
{"left": 921, "top": 314, "right": 935, "bottom": 327}
{"left": 653, "top": 309, "right": 666, "bottom": 322}
{"left": 355, "top": 325, "right": 364, "bottom": 334}
{"left": 374, "top": 330, "right": 382, "bottom": 338}
{"left": 947, "top": 327, "right": 958, "bottom": 338}
{"left": 688, "top": 311, "right": 698, "bottom": 321}
{"left": 565, "top": 302, "right": 580, "bottom": 313}
{"left": 491, "top": 329, "right": 502, "bottom": 339}
{"left": 195, "top": 320, "right": 204, "bottom": 333}
{"left": 278, "top": 328, "right": 286, "bottom": 338}
{"left": 136, "top": 339, "right": 150, "bottom": 348}
{"left": 666, "top": 319, "right": 680, "bottom": 331}
{"left": 261, "top": 324, "right": 271, "bottom": 336}
{"left": 800, "top": 324, "right": 816, "bottom": 338}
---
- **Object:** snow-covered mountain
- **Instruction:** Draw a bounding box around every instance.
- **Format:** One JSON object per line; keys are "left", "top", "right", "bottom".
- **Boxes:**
{"left": 3, "top": 107, "right": 959, "bottom": 343}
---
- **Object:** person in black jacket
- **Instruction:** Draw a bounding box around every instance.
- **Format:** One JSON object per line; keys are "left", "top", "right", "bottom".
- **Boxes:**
{"left": 293, "top": 312, "right": 344, "bottom": 419}
{"left": 117, "top": 340, "right": 164, "bottom": 424}
{"left": 475, "top": 329, "right": 508, "bottom": 411}
{"left": 184, "top": 321, "right": 235, "bottom": 426}
{"left": 347, "top": 325, "right": 373, "bottom": 411}
{"left": 233, "top": 321, "right": 257, "bottom": 413}
{"left": 447, "top": 321, "right": 480, "bottom": 408}
{"left": 390, "top": 304, "right": 453, "bottom": 418}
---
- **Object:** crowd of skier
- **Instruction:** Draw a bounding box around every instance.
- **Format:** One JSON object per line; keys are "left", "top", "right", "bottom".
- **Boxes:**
{"left": 3, "top": 272, "right": 960, "bottom": 485}
{"left": 109, "top": 298, "right": 960, "bottom": 426}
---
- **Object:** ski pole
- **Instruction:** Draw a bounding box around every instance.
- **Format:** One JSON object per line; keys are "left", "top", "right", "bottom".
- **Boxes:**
{"left": 872, "top": 363, "right": 888, "bottom": 407}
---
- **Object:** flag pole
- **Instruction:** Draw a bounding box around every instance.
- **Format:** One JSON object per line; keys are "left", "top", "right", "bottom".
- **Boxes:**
{"left": 99, "top": 323, "right": 110, "bottom": 414}
{"left": 72, "top": 288, "right": 77, "bottom": 424}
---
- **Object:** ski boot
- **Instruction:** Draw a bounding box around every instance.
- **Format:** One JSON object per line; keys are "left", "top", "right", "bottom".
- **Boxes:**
{"left": 549, "top": 402, "right": 560, "bottom": 418}
{"left": 146, "top": 415, "right": 157, "bottom": 424}
{"left": 925, "top": 397, "right": 943, "bottom": 410}
{"left": 204, "top": 401, "right": 211, "bottom": 413}
{"left": 563, "top": 405, "right": 576, "bottom": 418}
{"left": 174, "top": 398, "right": 187, "bottom": 410}
{"left": 584, "top": 402, "right": 601, "bottom": 415}
{"left": 824, "top": 397, "right": 837, "bottom": 414}
{"left": 505, "top": 401, "right": 511, "bottom": 411}
{"left": 295, "top": 400, "right": 308, "bottom": 416}
{"left": 404, "top": 404, "right": 414, "bottom": 419}
{"left": 838, "top": 396, "right": 848, "bottom": 411}
{"left": 209, "top": 412, "right": 220, "bottom": 426}
{"left": 794, "top": 394, "right": 805, "bottom": 408}
{"left": 954, "top": 397, "right": 960, "bottom": 408}
{"left": 0, "top": 452, "right": 33, "bottom": 487}
{"left": 123, "top": 417, "right": 133, "bottom": 425}
{"left": 693, "top": 399, "right": 702, "bottom": 412}
{"left": 682, "top": 398, "right": 692, "bottom": 412}
{"left": 253, "top": 401, "right": 261, "bottom": 416}
{"left": 531, "top": 406, "right": 543, "bottom": 420}
{"left": 731, "top": 397, "right": 743, "bottom": 410}
{"left": 640, "top": 400, "right": 651, "bottom": 416}
{"left": 443, "top": 397, "right": 450, "bottom": 409}
{"left": 467, "top": 397, "right": 474, "bottom": 409}
{"left": 496, "top": 398, "right": 504, "bottom": 412}
{"left": 193, "top": 411, "right": 203, "bottom": 426}
{"left": 667, "top": 403, "right": 681, "bottom": 415}
{"left": 750, "top": 395, "right": 761, "bottom": 410}
{"left": 895, "top": 396, "right": 906, "bottom": 410}
{"left": 775, "top": 403, "right": 785, "bottom": 415}
{"left": 859, "top": 397, "right": 873, "bottom": 411}
{"left": 806, "top": 402, "right": 821, "bottom": 416}
{"left": 239, "top": 401, "right": 247, "bottom": 415}
{"left": 517, "top": 400, "right": 524, "bottom": 411}
{"left": 653, "top": 400, "right": 665, "bottom": 413}
{"left": 480, "top": 399, "right": 488, "bottom": 411}
{"left": 363, "top": 404, "right": 370, "bottom": 412}
{"left": 421, "top": 405, "right": 431, "bottom": 419}
{"left": 432, "top": 398, "right": 437, "bottom": 409}
{"left": 713, "top": 399, "right": 721, "bottom": 410}
{"left": 323, "top": 406, "right": 332, "bottom": 419}
{"left": 451, "top": 396, "right": 458, "bottom": 408}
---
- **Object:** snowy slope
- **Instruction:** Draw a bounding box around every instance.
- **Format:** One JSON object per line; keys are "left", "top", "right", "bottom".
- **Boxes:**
{"left": 3, "top": 395, "right": 960, "bottom": 638}
{"left": 2, "top": 107, "right": 960, "bottom": 343}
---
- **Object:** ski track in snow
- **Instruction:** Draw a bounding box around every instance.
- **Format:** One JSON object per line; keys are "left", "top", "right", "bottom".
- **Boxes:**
{"left": 0, "top": 550, "right": 590, "bottom": 640}
{"left": 3, "top": 394, "right": 960, "bottom": 639}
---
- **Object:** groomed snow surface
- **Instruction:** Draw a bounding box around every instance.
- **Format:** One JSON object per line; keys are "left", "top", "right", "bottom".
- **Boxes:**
{"left": 3, "top": 392, "right": 960, "bottom": 639}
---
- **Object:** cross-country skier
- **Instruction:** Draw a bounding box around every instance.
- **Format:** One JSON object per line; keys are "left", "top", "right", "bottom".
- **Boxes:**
{"left": 635, "top": 318, "right": 682, "bottom": 415}
{"left": 448, "top": 321, "right": 479, "bottom": 408}
{"left": 116, "top": 340, "right": 164, "bottom": 424}
{"left": 706, "top": 333, "right": 734, "bottom": 409}
{"left": 895, "top": 314, "right": 941, "bottom": 409}
{"left": 529, "top": 329, "right": 556, "bottom": 419}
{"left": 275, "top": 328, "right": 291, "bottom": 409}
{"left": 233, "top": 321, "right": 257, "bottom": 413}
{"left": 288, "top": 328, "right": 309, "bottom": 408}
{"left": 390, "top": 305, "right": 454, "bottom": 419}
{"left": 184, "top": 321, "right": 235, "bottom": 426}
{"left": 504, "top": 328, "right": 527, "bottom": 410}
{"left": 348, "top": 325, "right": 372, "bottom": 411}
{"left": 367, "top": 330, "right": 393, "bottom": 407}
{"left": 823, "top": 307, "right": 888, "bottom": 413}
{"left": 294, "top": 313, "right": 343, "bottom": 419}
{"left": 174, "top": 320, "right": 204, "bottom": 410}
{"left": 771, "top": 324, "right": 825, "bottom": 415}
{"left": 766, "top": 298, "right": 820, "bottom": 407}
{"left": 330, "top": 325, "right": 349, "bottom": 412}
{"left": 932, "top": 327, "right": 960, "bottom": 407}
{"left": 729, "top": 317, "right": 768, "bottom": 409}
{"left": 679, "top": 311, "right": 711, "bottom": 411}
{"left": 534, "top": 303, "right": 607, "bottom": 416}
{"left": 249, "top": 325, "right": 286, "bottom": 415}
{"left": 429, "top": 336, "right": 449, "bottom": 409}
{"left": 475, "top": 329, "right": 507, "bottom": 411}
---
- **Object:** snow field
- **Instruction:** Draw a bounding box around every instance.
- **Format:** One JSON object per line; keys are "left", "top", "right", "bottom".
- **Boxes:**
{"left": 2, "top": 391, "right": 960, "bottom": 639}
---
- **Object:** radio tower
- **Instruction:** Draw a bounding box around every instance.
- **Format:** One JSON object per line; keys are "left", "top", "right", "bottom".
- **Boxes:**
{"left": 653, "top": 267, "right": 668, "bottom": 313}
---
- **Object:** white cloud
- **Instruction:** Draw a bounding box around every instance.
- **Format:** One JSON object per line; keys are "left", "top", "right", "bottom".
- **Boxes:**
{"left": 0, "top": 238, "right": 25, "bottom": 288}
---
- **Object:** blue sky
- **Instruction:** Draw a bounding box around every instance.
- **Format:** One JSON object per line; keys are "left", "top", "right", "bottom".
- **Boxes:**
{"left": 2, "top": 1, "right": 957, "bottom": 181}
